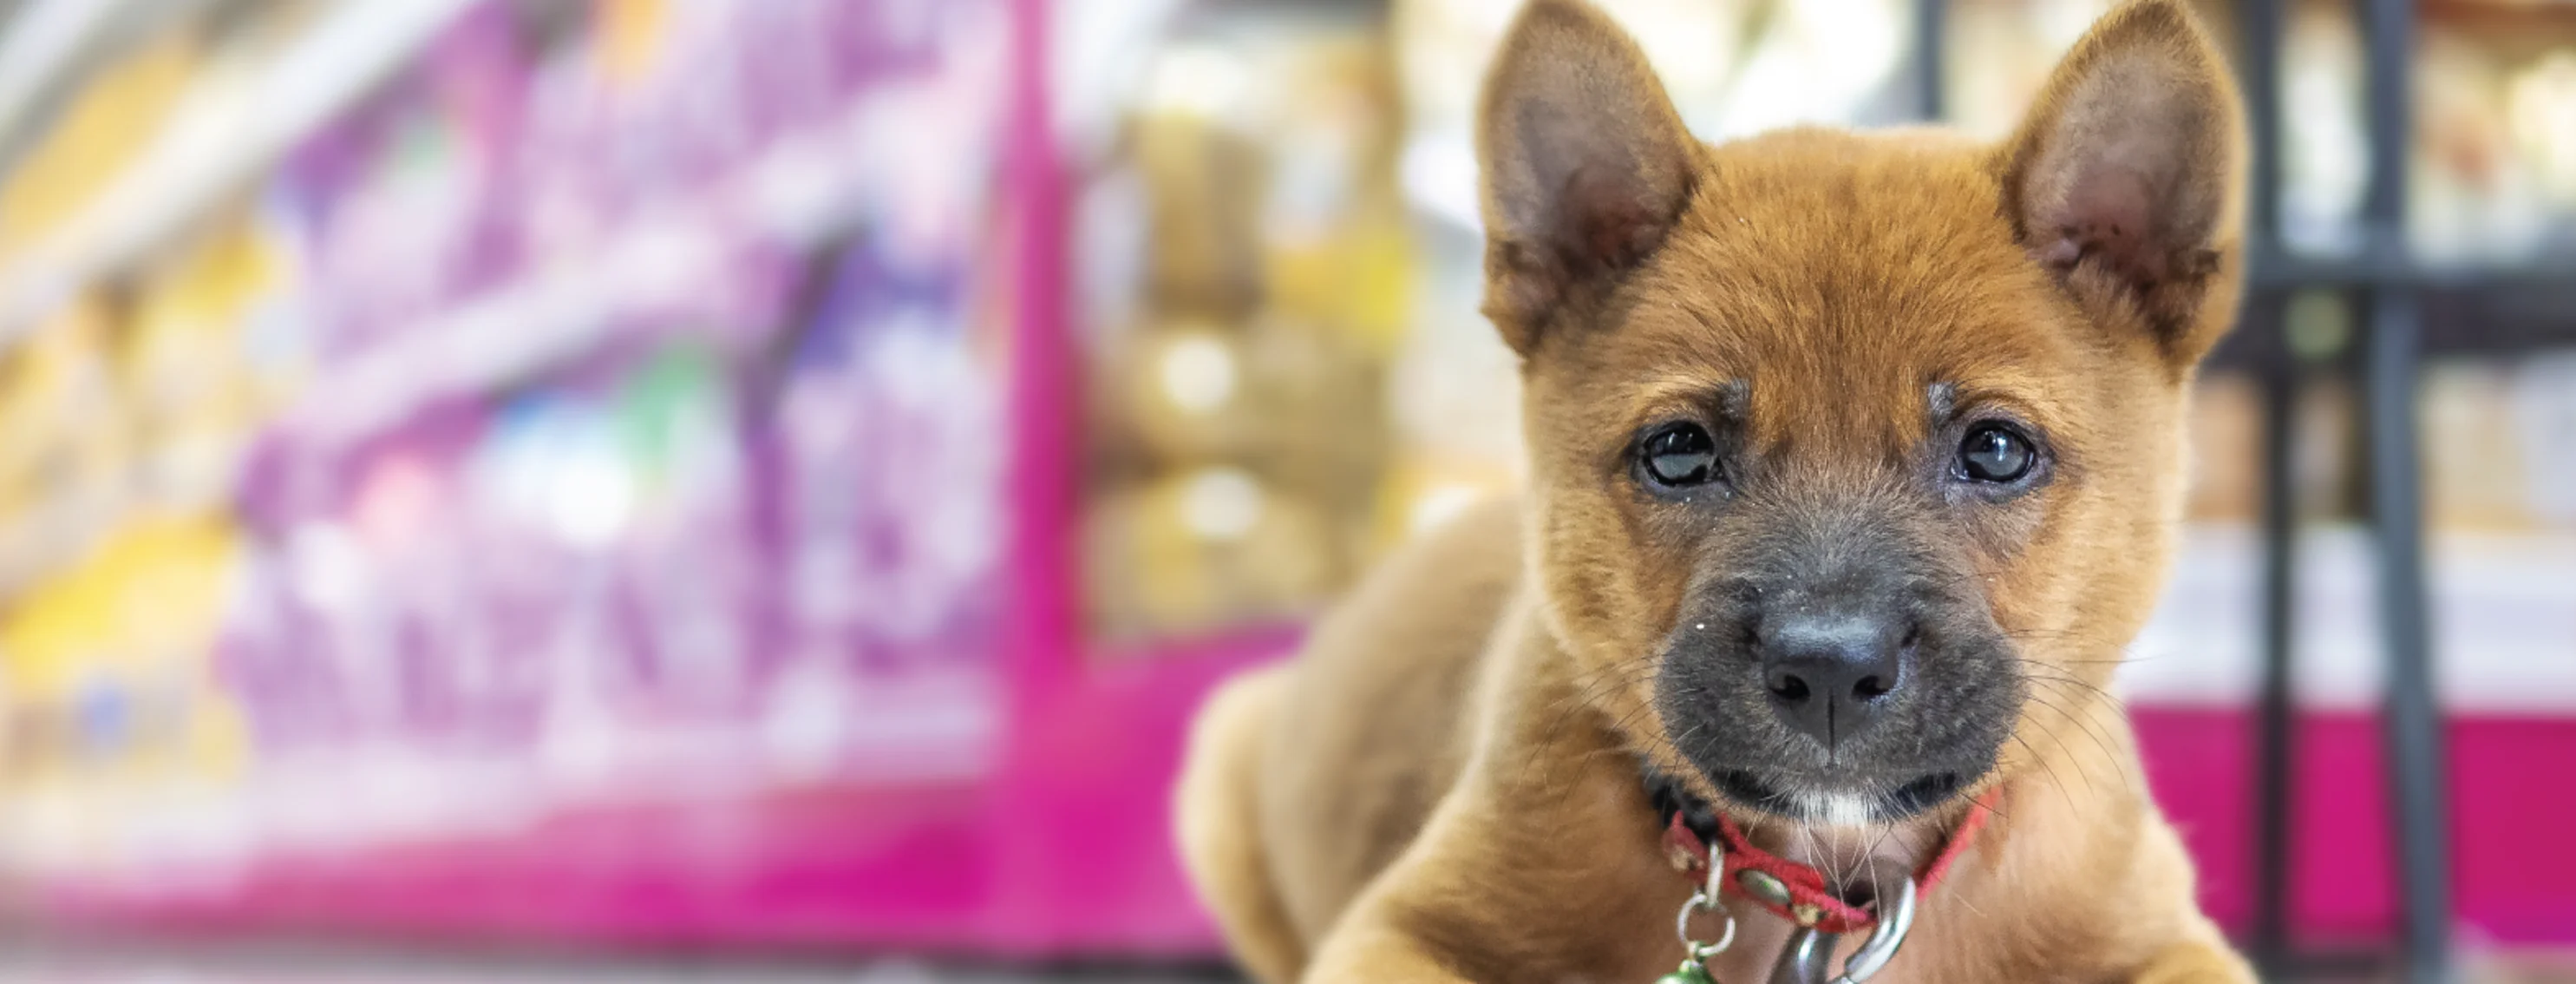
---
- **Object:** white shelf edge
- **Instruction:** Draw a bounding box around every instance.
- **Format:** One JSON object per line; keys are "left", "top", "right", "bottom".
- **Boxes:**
{"left": 2119, "top": 522, "right": 2576, "bottom": 713}
{"left": 0, "top": 0, "right": 474, "bottom": 349}
{"left": 0, "top": 0, "right": 181, "bottom": 149}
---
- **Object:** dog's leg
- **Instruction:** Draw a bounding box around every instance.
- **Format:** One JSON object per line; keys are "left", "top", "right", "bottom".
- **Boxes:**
{"left": 1299, "top": 920, "right": 1478, "bottom": 984}
{"left": 2113, "top": 815, "right": 2259, "bottom": 982}
{"left": 1295, "top": 852, "right": 1507, "bottom": 984}
{"left": 1298, "top": 706, "right": 1686, "bottom": 982}
{"left": 1298, "top": 785, "right": 1682, "bottom": 984}
{"left": 1175, "top": 665, "right": 1307, "bottom": 983}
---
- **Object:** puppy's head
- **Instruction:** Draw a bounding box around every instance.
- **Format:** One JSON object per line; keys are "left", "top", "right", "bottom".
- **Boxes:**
{"left": 1479, "top": 0, "right": 2242, "bottom": 823}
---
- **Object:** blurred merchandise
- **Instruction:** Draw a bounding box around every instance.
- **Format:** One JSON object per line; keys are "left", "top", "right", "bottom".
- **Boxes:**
{"left": 2279, "top": 1, "right": 2371, "bottom": 254}
{"left": 1953, "top": 0, "right": 2576, "bottom": 264}
{"left": 2276, "top": 1, "right": 2576, "bottom": 264}
{"left": 1946, "top": 0, "right": 2115, "bottom": 139}
{"left": 2415, "top": 27, "right": 2548, "bottom": 266}
{"left": 1078, "top": 15, "right": 1404, "bottom": 643}
{"left": 2187, "top": 298, "right": 2576, "bottom": 536}
{"left": 0, "top": 295, "right": 132, "bottom": 592}
{"left": 0, "top": 515, "right": 249, "bottom": 838}
{"left": 2184, "top": 371, "right": 2261, "bottom": 522}
{"left": 2422, "top": 351, "right": 2576, "bottom": 531}
{"left": 0, "top": 0, "right": 1020, "bottom": 929}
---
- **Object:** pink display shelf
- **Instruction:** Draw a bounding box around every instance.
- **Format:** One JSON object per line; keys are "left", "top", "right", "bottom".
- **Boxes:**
{"left": 2143, "top": 710, "right": 2576, "bottom": 946}
{"left": 13, "top": 0, "right": 1269, "bottom": 957}
{"left": 33, "top": 631, "right": 1291, "bottom": 957}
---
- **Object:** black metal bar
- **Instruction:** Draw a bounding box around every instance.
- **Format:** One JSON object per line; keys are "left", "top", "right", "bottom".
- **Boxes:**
{"left": 2360, "top": 0, "right": 2409, "bottom": 244}
{"left": 2249, "top": 291, "right": 2298, "bottom": 975}
{"left": 2365, "top": 285, "right": 2450, "bottom": 984}
{"left": 2240, "top": 0, "right": 2284, "bottom": 248}
{"left": 2233, "top": 0, "right": 2298, "bottom": 972}
{"left": 1913, "top": 0, "right": 1945, "bottom": 121}
{"left": 2355, "top": 0, "right": 2451, "bottom": 976}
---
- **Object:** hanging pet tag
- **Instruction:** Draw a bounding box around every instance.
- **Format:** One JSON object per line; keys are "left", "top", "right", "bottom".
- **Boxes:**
{"left": 1655, "top": 960, "right": 1717, "bottom": 984}
{"left": 1657, "top": 848, "right": 1736, "bottom": 983}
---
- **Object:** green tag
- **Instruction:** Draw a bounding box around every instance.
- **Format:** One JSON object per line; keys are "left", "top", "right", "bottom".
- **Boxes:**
{"left": 1654, "top": 960, "right": 1716, "bottom": 984}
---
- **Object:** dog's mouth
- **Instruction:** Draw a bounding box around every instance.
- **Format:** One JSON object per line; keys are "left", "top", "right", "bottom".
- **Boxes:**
{"left": 1710, "top": 769, "right": 1968, "bottom": 823}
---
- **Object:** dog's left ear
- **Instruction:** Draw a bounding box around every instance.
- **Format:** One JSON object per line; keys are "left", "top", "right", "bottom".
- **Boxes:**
{"left": 1476, "top": 0, "right": 1698, "bottom": 357}
{"left": 1999, "top": 0, "right": 2246, "bottom": 367}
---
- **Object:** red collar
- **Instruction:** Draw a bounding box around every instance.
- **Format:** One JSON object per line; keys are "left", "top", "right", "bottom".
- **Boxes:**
{"left": 1659, "top": 792, "right": 1997, "bottom": 935}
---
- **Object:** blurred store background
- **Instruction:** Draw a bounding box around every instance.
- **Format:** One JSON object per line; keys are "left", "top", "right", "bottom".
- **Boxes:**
{"left": 0, "top": 0, "right": 2560, "bottom": 980}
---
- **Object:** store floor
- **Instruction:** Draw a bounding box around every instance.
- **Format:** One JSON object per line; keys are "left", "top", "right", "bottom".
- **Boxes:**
{"left": 0, "top": 947, "right": 1243, "bottom": 984}
{"left": 0, "top": 965, "right": 1238, "bottom": 983}
{"left": 0, "top": 945, "right": 2568, "bottom": 982}
{"left": 0, "top": 970, "right": 1232, "bottom": 984}
{"left": 0, "top": 967, "right": 2566, "bottom": 983}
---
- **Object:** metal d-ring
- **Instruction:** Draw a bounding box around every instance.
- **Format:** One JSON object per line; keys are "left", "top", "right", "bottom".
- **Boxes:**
{"left": 1765, "top": 876, "right": 1919, "bottom": 984}
{"left": 1829, "top": 876, "right": 1919, "bottom": 984}
{"left": 1676, "top": 847, "right": 1736, "bottom": 962}
{"left": 1674, "top": 889, "right": 1738, "bottom": 961}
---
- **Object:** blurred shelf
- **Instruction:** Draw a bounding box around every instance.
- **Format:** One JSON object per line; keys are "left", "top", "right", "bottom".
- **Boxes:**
{"left": 2415, "top": 274, "right": 2576, "bottom": 357}
{"left": 2124, "top": 523, "right": 2576, "bottom": 712}
{"left": 0, "top": 0, "right": 473, "bottom": 351}
{"left": 2250, "top": 251, "right": 2576, "bottom": 292}
{"left": 2224, "top": 253, "right": 2576, "bottom": 364}
{"left": 0, "top": 0, "right": 474, "bottom": 601}
{"left": 277, "top": 96, "right": 889, "bottom": 449}
{"left": 0, "top": 0, "right": 196, "bottom": 157}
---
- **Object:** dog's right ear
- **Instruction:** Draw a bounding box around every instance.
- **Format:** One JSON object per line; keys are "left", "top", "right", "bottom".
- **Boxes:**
{"left": 1476, "top": 0, "right": 1698, "bottom": 357}
{"left": 1998, "top": 0, "right": 2245, "bottom": 367}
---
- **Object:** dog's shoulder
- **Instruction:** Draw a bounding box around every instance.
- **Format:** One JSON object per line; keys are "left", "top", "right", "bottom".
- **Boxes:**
{"left": 1252, "top": 495, "right": 1528, "bottom": 934}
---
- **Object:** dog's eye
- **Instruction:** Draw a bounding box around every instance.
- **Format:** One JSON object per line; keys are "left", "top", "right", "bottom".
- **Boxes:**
{"left": 1639, "top": 423, "right": 1719, "bottom": 489}
{"left": 1957, "top": 424, "right": 2036, "bottom": 483}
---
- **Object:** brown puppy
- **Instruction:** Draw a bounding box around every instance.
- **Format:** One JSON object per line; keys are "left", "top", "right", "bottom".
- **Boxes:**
{"left": 1175, "top": 1, "right": 2254, "bottom": 981}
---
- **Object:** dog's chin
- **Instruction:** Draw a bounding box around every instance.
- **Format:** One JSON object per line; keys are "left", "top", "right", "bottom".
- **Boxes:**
{"left": 1709, "top": 768, "right": 1971, "bottom": 825}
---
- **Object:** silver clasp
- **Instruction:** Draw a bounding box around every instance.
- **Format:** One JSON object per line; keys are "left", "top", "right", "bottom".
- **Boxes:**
{"left": 1766, "top": 876, "right": 1918, "bottom": 984}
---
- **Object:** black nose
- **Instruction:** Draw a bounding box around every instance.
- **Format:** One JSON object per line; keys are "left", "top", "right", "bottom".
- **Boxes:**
{"left": 1758, "top": 609, "right": 1910, "bottom": 749}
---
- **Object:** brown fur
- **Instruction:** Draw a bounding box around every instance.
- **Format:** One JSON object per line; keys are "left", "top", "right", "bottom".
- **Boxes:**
{"left": 1175, "top": 2, "right": 2254, "bottom": 981}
